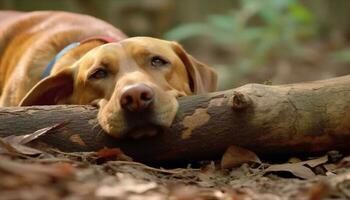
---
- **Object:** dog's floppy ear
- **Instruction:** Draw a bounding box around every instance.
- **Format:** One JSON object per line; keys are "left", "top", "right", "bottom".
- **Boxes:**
{"left": 19, "top": 69, "right": 74, "bottom": 106}
{"left": 172, "top": 42, "right": 217, "bottom": 94}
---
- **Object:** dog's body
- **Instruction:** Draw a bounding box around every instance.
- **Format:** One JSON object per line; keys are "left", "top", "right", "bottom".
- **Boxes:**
{"left": 0, "top": 11, "right": 217, "bottom": 138}
{"left": 0, "top": 11, "right": 126, "bottom": 106}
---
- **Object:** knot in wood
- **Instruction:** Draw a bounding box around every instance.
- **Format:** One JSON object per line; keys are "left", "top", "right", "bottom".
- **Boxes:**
{"left": 231, "top": 91, "right": 251, "bottom": 110}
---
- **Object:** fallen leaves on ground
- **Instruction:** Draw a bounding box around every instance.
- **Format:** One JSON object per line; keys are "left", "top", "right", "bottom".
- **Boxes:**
{"left": 265, "top": 162, "right": 316, "bottom": 179}
{"left": 91, "top": 147, "right": 133, "bottom": 163}
{"left": 0, "top": 156, "right": 74, "bottom": 179}
{"left": 0, "top": 123, "right": 66, "bottom": 156}
{"left": 1, "top": 148, "right": 350, "bottom": 200}
{"left": 221, "top": 145, "right": 261, "bottom": 169}
{"left": 3, "top": 123, "right": 66, "bottom": 145}
{"left": 2, "top": 128, "right": 350, "bottom": 200}
{"left": 264, "top": 155, "right": 329, "bottom": 179}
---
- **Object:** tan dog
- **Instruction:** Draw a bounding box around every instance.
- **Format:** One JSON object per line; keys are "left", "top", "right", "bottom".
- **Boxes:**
{"left": 0, "top": 11, "right": 217, "bottom": 138}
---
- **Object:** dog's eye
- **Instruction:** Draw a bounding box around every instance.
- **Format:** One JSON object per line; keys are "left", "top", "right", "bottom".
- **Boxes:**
{"left": 89, "top": 68, "right": 108, "bottom": 80}
{"left": 150, "top": 56, "right": 169, "bottom": 67}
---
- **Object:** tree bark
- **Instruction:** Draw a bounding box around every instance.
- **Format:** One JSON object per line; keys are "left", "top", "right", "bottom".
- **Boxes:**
{"left": 1, "top": 75, "right": 350, "bottom": 164}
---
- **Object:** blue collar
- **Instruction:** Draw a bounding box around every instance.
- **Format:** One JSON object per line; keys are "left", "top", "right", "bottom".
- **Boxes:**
{"left": 41, "top": 36, "right": 122, "bottom": 79}
{"left": 41, "top": 42, "right": 80, "bottom": 79}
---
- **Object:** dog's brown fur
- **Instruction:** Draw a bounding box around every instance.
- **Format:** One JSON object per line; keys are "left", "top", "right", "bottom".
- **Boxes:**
{"left": 0, "top": 11, "right": 217, "bottom": 138}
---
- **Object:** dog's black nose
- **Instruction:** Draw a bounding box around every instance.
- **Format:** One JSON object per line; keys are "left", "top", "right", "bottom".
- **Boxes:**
{"left": 120, "top": 84, "right": 154, "bottom": 112}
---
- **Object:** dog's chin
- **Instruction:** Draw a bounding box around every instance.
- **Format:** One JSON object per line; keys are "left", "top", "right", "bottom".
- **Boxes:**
{"left": 99, "top": 118, "right": 164, "bottom": 139}
{"left": 97, "top": 95, "right": 178, "bottom": 139}
{"left": 97, "top": 108, "right": 175, "bottom": 139}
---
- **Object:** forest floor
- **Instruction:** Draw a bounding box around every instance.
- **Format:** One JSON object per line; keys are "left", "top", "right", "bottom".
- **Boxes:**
{"left": 1, "top": 126, "right": 350, "bottom": 200}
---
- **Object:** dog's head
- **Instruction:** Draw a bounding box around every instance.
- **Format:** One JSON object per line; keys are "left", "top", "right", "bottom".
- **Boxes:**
{"left": 20, "top": 37, "right": 217, "bottom": 138}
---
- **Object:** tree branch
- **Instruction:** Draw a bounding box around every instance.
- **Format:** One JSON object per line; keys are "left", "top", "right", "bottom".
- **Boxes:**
{"left": 1, "top": 75, "right": 350, "bottom": 163}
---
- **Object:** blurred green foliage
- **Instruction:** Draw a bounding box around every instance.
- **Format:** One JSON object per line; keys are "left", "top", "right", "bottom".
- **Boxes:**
{"left": 330, "top": 48, "right": 350, "bottom": 63}
{"left": 2, "top": 0, "right": 350, "bottom": 89}
{"left": 165, "top": 0, "right": 318, "bottom": 88}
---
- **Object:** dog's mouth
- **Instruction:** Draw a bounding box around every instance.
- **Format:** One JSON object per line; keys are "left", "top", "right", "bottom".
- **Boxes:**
{"left": 97, "top": 95, "right": 178, "bottom": 139}
{"left": 126, "top": 124, "right": 163, "bottom": 139}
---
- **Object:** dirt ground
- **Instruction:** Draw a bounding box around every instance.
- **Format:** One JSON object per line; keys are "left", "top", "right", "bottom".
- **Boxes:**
{"left": 1, "top": 128, "right": 350, "bottom": 200}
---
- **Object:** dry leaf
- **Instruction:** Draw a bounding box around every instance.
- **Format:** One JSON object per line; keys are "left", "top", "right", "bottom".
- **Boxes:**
{"left": 0, "top": 138, "right": 18, "bottom": 154}
{"left": 96, "top": 173, "right": 157, "bottom": 198}
{"left": 96, "top": 148, "right": 123, "bottom": 159}
{"left": 93, "top": 147, "right": 132, "bottom": 162}
{"left": 301, "top": 155, "right": 328, "bottom": 168}
{"left": 97, "top": 182, "right": 157, "bottom": 196}
{"left": 3, "top": 122, "right": 66, "bottom": 145}
{"left": 326, "top": 171, "right": 336, "bottom": 176}
{"left": 324, "top": 164, "right": 337, "bottom": 172}
{"left": 0, "top": 137, "right": 43, "bottom": 156}
{"left": 221, "top": 145, "right": 261, "bottom": 169}
{"left": 0, "top": 123, "right": 66, "bottom": 156}
{"left": 8, "top": 144, "right": 43, "bottom": 155}
{"left": 0, "top": 157, "right": 74, "bottom": 178}
{"left": 265, "top": 155, "right": 329, "bottom": 179}
{"left": 265, "top": 163, "right": 316, "bottom": 179}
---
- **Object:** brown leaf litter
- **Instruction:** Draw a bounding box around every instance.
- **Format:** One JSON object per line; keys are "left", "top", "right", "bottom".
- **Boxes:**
{"left": 1, "top": 128, "right": 350, "bottom": 199}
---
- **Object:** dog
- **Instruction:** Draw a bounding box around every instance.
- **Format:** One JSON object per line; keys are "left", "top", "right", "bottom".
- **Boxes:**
{"left": 0, "top": 11, "right": 217, "bottom": 138}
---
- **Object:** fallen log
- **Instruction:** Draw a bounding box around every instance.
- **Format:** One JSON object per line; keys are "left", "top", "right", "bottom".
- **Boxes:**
{"left": 1, "top": 75, "right": 350, "bottom": 164}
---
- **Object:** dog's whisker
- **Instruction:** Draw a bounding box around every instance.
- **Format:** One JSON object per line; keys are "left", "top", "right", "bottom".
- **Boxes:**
{"left": 92, "top": 123, "right": 101, "bottom": 131}
{"left": 96, "top": 127, "right": 105, "bottom": 137}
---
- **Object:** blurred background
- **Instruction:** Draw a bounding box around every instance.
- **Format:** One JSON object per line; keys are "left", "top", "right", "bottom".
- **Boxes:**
{"left": 1, "top": 0, "right": 350, "bottom": 90}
